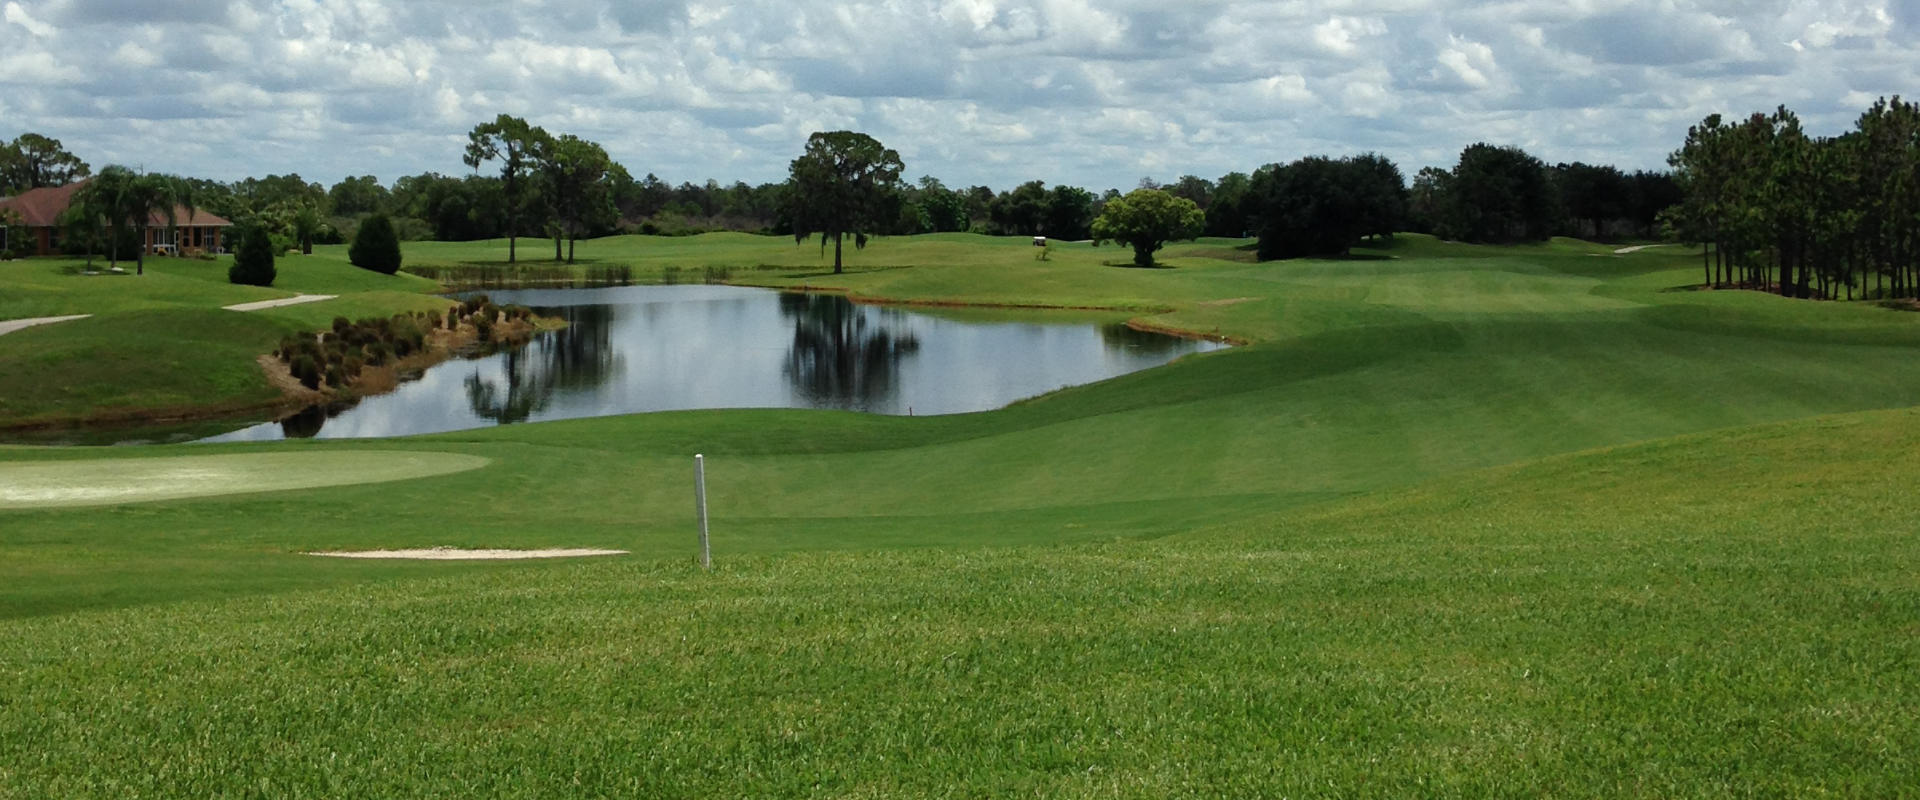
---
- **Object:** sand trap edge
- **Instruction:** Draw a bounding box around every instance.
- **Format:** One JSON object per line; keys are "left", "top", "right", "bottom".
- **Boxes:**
{"left": 308, "top": 548, "right": 629, "bottom": 561}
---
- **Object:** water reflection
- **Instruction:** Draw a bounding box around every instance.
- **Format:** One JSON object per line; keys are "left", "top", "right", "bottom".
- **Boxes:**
{"left": 464, "top": 305, "right": 622, "bottom": 424}
{"left": 279, "top": 405, "right": 327, "bottom": 439}
{"left": 780, "top": 293, "right": 920, "bottom": 411}
{"left": 1099, "top": 323, "right": 1187, "bottom": 355}
{"left": 197, "top": 285, "right": 1226, "bottom": 442}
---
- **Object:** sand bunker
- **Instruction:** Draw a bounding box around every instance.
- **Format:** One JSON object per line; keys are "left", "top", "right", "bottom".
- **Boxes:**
{"left": 309, "top": 548, "right": 627, "bottom": 560}
{"left": 0, "top": 451, "right": 491, "bottom": 509}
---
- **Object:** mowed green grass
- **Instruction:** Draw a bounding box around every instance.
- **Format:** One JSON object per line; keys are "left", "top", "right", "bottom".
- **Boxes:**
{"left": 5, "top": 235, "right": 1920, "bottom": 795}
{"left": 2, "top": 409, "right": 1916, "bottom": 796}
{"left": 0, "top": 255, "right": 451, "bottom": 426}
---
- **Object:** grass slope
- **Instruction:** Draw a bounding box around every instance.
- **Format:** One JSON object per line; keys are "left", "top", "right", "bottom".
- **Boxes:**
{"left": 0, "top": 255, "right": 450, "bottom": 425}
{"left": 4, "top": 234, "right": 1920, "bottom": 795}
{"left": 2, "top": 408, "right": 1915, "bottom": 796}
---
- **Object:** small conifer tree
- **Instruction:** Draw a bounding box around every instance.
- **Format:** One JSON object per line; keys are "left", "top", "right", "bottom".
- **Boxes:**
{"left": 349, "top": 214, "right": 403, "bottom": 275}
{"left": 227, "top": 223, "right": 277, "bottom": 286}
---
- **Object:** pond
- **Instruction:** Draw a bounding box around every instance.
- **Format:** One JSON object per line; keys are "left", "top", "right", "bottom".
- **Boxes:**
{"left": 201, "top": 285, "right": 1226, "bottom": 442}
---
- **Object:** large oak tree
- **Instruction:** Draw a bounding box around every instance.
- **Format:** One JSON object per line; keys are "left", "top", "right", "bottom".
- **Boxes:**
{"left": 786, "top": 131, "right": 904, "bottom": 274}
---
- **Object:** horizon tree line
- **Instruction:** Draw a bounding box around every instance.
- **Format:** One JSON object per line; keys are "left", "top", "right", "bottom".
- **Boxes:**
{"left": 8, "top": 119, "right": 1700, "bottom": 270}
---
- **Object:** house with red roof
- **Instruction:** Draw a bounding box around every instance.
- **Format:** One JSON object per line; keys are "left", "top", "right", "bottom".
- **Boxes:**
{"left": 0, "top": 180, "right": 232, "bottom": 258}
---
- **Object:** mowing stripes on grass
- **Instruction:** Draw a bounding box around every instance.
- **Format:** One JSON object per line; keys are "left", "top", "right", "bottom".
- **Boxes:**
{"left": 0, "top": 451, "right": 490, "bottom": 509}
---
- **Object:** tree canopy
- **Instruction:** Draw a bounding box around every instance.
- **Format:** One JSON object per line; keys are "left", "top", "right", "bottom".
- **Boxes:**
{"left": 534, "top": 133, "right": 626, "bottom": 263}
{"left": 464, "top": 114, "right": 547, "bottom": 263}
{"left": 1254, "top": 154, "right": 1407, "bottom": 260}
{"left": 786, "top": 131, "right": 904, "bottom": 274}
{"left": 1666, "top": 97, "right": 1920, "bottom": 300}
{"left": 0, "top": 133, "right": 90, "bottom": 194}
{"left": 1423, "top": 143, "right": 1557, "bottom": 244}
{"left": 1091, "top": 188, "right": 1203, "bottom": 267}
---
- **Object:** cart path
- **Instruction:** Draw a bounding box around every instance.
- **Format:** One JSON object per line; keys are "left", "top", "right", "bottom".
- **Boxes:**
{"left": 222, "top": 294, "right": 337, "bottom": 312}
{"left": 0, "top": 314, "right": 91, "bottom": 337}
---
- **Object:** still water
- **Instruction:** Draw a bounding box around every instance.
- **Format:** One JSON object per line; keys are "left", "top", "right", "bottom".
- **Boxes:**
{"left": 203, "top": 285, "right": 1225, "bottom": 442}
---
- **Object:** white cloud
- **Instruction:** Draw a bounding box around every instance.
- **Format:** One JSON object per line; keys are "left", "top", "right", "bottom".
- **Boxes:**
{"left": 4, "top": 1, "right": 54, "bottom": 36}
{"left": 0, "top": 0, "right": 1914, "bottom": 192}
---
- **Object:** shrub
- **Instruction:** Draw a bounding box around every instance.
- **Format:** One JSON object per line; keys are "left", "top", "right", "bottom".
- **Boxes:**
{"left": 348, "top": 213, "right": 403, "bottom": 274}
{"left": 324, "top": 363, "right": 345, "bottom": 387}
{"left": 472, "top": 316, "right": 493, "bottom": 342}
{"left": 227, "top": 223, "right": 277, "bottom": 287}
{"left": 331, "top": 316, "right": 351, "bottom": 336}
{"left": 289, "top": 355, "right": 321, "bottom": 390}
{"left": 366, "top": 342, "right": 393, "bottom": 366}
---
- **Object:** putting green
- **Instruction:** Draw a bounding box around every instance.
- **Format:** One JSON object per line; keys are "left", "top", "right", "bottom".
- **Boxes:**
{"left": 0, "top": 451, "right": 491, "bottom": 509}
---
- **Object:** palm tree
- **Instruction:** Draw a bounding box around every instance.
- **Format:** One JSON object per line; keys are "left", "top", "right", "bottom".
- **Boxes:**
{"left": 117, "top": 172, "right": 192, "bottom": 275}
{"left": 73, "top": 166, "right": 133, "bottom": 271}
{"left": 287, "top": 202, "right": 322, "bottom": 255}
{"left": 58, "top": 191, "right": 110, "bottom": 268}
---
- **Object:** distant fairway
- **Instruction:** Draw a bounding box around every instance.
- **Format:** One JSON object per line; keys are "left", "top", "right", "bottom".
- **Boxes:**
{"left": 4, "top": 234, "right": 1919, "bottom": 796}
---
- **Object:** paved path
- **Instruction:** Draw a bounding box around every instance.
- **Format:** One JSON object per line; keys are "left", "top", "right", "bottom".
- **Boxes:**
{"left": 1613, "top": 244, "right": 1671, "bottom": 255}
{"left": 222, "top": 294, "right": 337, "bottom": 312}
{"left": 0, "top": 314, "right": 91, "bottom": 337}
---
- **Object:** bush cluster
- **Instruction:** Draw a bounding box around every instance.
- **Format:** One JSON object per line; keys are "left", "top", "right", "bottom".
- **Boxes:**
{"left": 276, "top": 310, "right": 440, "bottom": 390}
{"left": 443, "top": 294, "right": 532, "bottom": 345}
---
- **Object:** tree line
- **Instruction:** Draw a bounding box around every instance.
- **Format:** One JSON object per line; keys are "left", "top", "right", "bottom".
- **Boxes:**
{"left": 1666, "top": 97, "right": 1920, "bottom": 300}
{"left": 9, "top": 119, "right": 1684, "bottom": 267}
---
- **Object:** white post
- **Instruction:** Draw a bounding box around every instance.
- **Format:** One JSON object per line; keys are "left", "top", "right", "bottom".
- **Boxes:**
{"left": 694, "top": 454, "right": 711, "bottom": 570}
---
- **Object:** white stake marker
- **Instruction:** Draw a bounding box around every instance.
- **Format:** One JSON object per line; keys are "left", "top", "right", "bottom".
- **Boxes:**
{"left": 694, "top": 453, "right": 711, "bottom": 569}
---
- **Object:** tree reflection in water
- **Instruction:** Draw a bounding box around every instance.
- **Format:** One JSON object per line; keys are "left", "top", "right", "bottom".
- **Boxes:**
{"left": 1099, "top": 322, "right": 1188, "bottom": 355}
{"left": 465, "top": 304, "right": 623, "bottom": 424}
{"left": 278, "top": 405, "right": 327, "bottom": 438}
{"left": 780, "top": 293, "right": 920, "bottom": 410}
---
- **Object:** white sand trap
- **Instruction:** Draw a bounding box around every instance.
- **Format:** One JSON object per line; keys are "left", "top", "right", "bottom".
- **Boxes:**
{"left": 309, "top": 547, "right": 628, "bottom": 560}
{"left": 1613, "top": 244, "right": 1671, "bottom": 255}
{"left": 0, "top": 451, "right": 490, "bottom": 510}
{"left": 223, "top": 294, "right": 337, "bottom": 312}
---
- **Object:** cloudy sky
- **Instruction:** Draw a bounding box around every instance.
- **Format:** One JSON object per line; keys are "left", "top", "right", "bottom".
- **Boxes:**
{"left": 1, "top": 0, "right": 1912, "bottom": 192}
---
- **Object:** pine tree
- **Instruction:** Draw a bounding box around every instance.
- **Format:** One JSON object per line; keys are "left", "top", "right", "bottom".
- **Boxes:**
{"left": 349, "top": 213, "right": 403, "bottom": 275}
{"left": 227, "top": 223, "right": 276, "bottom": 287}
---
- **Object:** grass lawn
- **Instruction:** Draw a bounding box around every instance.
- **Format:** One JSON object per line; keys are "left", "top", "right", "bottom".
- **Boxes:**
{"left": 0, "top": 254, "right": 451, "bottom": 427}
{"left": 3, "top": 233, "right": 1920, "bottom": 795}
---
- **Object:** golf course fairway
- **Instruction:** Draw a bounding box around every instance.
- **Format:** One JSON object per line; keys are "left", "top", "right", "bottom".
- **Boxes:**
{"left": 2, "top": 234, "right": 1917, "bottom": 797}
